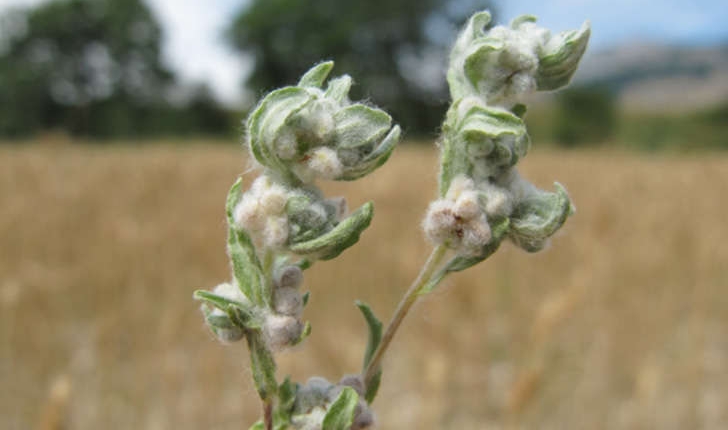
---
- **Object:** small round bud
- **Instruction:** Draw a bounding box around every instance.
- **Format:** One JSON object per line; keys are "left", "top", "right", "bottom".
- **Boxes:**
{"left": 307, "top": 147, "right": 343, "bottom": 180}
{"left": 338, "top": 374, "right": 365, "bottom": 397}
{"left": 352, "top": 408, "right": 375, "bottom": 429}
{"left": 233, "top": 196, "right": 263, "bottom": 231}
{"left": 294, "top": 377, "right": 334, "bottom": 413}
{"left": 213, "top": 326, "right": 245, "bottom": 343}
{"left": 275, "top": 127, "right": 299, "bottom": 160}
{"left": 275, "top": 265, "right": 304, "bottom": 289}
{"left": 273, "top": 287, "right": 303, "bottom": 317}
{"left": 262, "top": 215, "right": 289, "bottom": 249}
{"left": 445, "top": 175, "right": 476, "bottom": 200}
{"left": 480, "top": 183, "right": 513, "bottom": 217}
{"left": 263, "top": 314, "right": 304, "bottom": 351}
{"left": 423, "top": 200, "right": 457, "bottom": 244}
{"left": 453, "top": 190, "right": 481, "bottom": 220}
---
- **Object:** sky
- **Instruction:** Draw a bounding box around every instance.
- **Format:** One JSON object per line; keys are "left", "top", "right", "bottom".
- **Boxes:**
{"left": 1, "top": 0, "right": 727, "bottom": 105}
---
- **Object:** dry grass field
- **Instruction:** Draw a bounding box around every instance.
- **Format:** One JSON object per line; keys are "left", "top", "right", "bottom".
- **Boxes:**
{"left": 1, "top": 141, "right": 727, "bottom": 429}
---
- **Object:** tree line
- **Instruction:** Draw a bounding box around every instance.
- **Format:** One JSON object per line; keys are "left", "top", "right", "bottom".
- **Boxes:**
{"left": 0, "top": 0, "right": 497, "bottom": 140}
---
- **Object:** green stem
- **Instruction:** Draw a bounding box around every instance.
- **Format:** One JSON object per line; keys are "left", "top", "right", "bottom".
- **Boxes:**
{"left": 362, "top": 245, "right": 448, "bottom": 385}
{"left": 263, "top": 249, "right": 275, "bottom": 302}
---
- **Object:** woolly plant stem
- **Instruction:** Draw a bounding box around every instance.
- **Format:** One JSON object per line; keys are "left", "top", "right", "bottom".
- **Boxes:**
{"left": 363, "top": 245, "right": 448, "bottom": 384}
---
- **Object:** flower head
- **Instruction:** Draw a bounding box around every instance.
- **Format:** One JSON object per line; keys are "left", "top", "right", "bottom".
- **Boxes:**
{"left": 247, "top": 62, "right": 401, "bottom": 185}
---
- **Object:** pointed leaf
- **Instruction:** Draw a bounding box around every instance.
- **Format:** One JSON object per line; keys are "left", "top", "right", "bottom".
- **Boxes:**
{"left": 248, "top": 422, "right": 264, "bottom": 430}
{"left": 509, "top": 182, "right": 572, "bottom": 252}
{"left": 246, "top": 333, "right": 278, "bottom": 401}
{"left": 356, "top": 301, "right": 383, "bottom": 403}
{"left": 463, "top": 40, "right": 503, "bottom": 90}
{"left": 355, "top": 301, "right": 383, "bottom": 369}
{"left": 298, "top": 61, "right": 334, "bottom": 88}
{"left": 225, "top": 177, "right": 244, "bottom": 223}
{"left": 338, "top": 125, "right": 400, "bottom": 181}
{"left": 288, "top": 202, "right": 374, "bottom": 260}
{"left": 274, "top": 377, "right": 298, "bottom": 425}
{"left": 322, "top": 387, "right": 359, "bottom": 430}
{"left": 292, "top": 321, "right": 312, "bottom": 346}
{"left": 247, "top": 87, "right": 311, "bottom": 184}
{"left": 536, "top": 21, "right": 591, "bottom": 90}
{"left": 228, "top": 226, "right": 267, "bottom": 306}
{"left": 510, "top": 14, "right": 537, "bottom": 29}
{"left": 194, "top": 290, "right": 261, "bottom": 329}
{"left": 334, "top": 104, "right": 391, "bottom": 149}
{"left": 325, "top": 75, "right": 353, "bottom": 102}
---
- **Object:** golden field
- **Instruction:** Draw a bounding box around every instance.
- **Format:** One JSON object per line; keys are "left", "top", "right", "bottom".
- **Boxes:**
{"left": 1, "top": 142, "right": 727, "bottom": 429}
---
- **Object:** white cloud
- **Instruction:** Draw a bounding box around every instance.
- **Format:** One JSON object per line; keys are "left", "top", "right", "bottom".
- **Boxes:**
{"left": 145, "top": 0, "right": 251, "bottom": 106}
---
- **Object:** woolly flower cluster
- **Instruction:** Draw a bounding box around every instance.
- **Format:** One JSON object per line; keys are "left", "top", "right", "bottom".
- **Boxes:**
{"left": 263, "top": 264, "right": 306, "bottom": 351}
{"left": 471, "top": 22, "right": 547, "bottom": 105}
{"left": 201, "top": 264, "right": 307, "bottom": 352}
{"left": 292, "top": 376, "right": 374, "bottom": 430}
{"left": 233, "top": 175, "right": 292, "bottom": 249}
{"left": 447, "top": 12, "right": 590, "bottom": 107}
{"left": 423, "top": 174, "right": 521, "bottom": 256}
{"left": 247, "top": 61, "right": 400, "bottom": 185}
{"left": 424, "top": 176, "right": 492, "bottom": 257}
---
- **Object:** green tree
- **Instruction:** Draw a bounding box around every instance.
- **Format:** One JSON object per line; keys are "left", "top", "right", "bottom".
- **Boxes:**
{"left": 0, "top": 0, "right": 173, "bottom": 137}
{"left": 227, "top": 0, "right": 497, "bottom": 135}
{"left": 554, "top": 85, "right": 617, "bottom": 147}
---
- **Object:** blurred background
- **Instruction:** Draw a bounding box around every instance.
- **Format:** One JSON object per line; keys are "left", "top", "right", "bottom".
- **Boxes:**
{"left": 1, "top": 0, "right": 727, "bottom": 429}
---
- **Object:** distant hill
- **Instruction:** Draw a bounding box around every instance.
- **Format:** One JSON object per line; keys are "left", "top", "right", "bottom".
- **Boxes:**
{"left": 570, "top": 43, "right": 728, "bottom": 113}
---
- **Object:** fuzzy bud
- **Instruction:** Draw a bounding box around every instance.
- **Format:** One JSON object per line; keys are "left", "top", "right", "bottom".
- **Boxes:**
{"left": 246, "top": 61, "right": 400, "bottom": 184}
{"left": 274, "top": 287, "right": 303, "bottom": 317}
{"left": 275, "top": 265, "right": 304, "bottom": 289}
{"left": 424, "top": 177, "right": 493, "bottom": 256}
{"left": 338, "top": 374, "right": 365, "bottom": 397}
{"left": 233, "top": 175, "right": 292, "bottom": 249}
{"left": 447, "top": 11, "right": 590, "bottom": 106}
{"left": 305, "top": 147, "right": 343, "bottom": 180}
{"left": 263, "top": 313, "right": 304, "bottom": 351}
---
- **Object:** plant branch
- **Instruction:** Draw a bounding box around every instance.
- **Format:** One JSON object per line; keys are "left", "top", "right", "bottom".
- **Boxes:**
{"left": 362, "top": 245, "right": 448, "bottom": 385}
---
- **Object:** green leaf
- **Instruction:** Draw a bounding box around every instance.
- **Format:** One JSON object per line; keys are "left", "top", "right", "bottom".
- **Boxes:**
{"left": 292, "top": 321, "right": 312, "bottom": 346}
{"left": 322, "top": 387, "right": 359, "bottom": 430}
{"left": 274, "top": 377, "right": 298, "bottom": 426}
{"left": 355, "top": 301, "right": 383, "bottom": 403}
{"left": 510, "top": 14, "right": 537, "bottom": 29}
{"left": 288, "top": 202, "right": 374, "bottom": 260}
{"left": 228, "top": 226, "right": 267, "bottom": 306}
{"left": 509, "top": 182, "right": 572, "bottom": 252}
{"left": 536, "top": 21, "right": 591, "bottom": 91}
{"left": 355, "top": 301, "right": 383, "bottom": 369}
{"left": 248, "top": 421, "right": 264, "bottom": 430}
{"left": 247, "top": 86, "right": 311, "bottom": 184}
{"left": 324, "top": 75, "right": 352, "bottom": 102}
{"left": 338, "top": 125, "right": 400, "bottom": 181}
{"left": 333, "top": 104, "right": 392, "bottom": 149}
{"left": 463, "top": 40, "right": 503, "bottom": 91}
{"left": 298, "top": 61, "right": 334, "bottom": 88}
{"left": 225, "top": 177, "right": 244, "bottom": 224}
{"left": 302, "top": 291, "right": 311, "bottom": 307}
{"left": 363, "top": 370, "right": 381, "bottom": 405}
{"left": 246, "top": 333, "right": 278, "bottom": 401}
{"left": 193, "top": 290, "right": 260, "bottom": 327}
